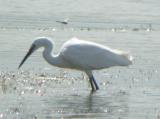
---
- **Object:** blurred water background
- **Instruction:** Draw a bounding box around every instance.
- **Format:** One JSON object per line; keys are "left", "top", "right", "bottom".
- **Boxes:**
{"left": 0, "top": 0, "right": 160, "bottom": 119}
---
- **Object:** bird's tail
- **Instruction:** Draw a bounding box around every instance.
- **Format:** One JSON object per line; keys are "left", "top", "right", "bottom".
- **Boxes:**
{"left": 121, "top": 52, "right": 133, "bottom": 65}
{"left": 113, "top": 49, "right": 133, "bottom": 66}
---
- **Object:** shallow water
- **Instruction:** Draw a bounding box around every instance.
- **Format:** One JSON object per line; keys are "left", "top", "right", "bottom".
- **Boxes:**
{"left": 0, "top": 0, "right": 160, "bottom": 119}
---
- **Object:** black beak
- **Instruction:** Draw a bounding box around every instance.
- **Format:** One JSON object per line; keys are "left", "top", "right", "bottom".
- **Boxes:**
{"left": 18, "top": 44, "right": 36, "bottom": 69}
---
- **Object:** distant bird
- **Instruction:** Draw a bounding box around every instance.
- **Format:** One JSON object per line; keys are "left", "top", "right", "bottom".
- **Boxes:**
{"left": 146, "top": 24, "right": 152, "bottom": 32}
{"left": 56, "top": 18, "right": 69, "bottom": 24}
{"left": 18, "top": 37, "right": 133, "bottom": 91}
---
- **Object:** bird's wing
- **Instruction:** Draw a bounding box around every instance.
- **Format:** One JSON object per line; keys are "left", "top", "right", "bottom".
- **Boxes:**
{"left": 60, "top": 38, "right": 132, "bottom": 70}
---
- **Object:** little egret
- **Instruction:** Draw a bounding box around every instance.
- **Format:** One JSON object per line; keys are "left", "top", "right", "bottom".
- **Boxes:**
{"left": 18, "top": 37, "right": 133, "bottom": 91}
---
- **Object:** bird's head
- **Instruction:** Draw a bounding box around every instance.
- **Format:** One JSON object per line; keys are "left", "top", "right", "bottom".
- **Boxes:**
{"left": 18, "top": 37, "right": 53, "bottom": 69}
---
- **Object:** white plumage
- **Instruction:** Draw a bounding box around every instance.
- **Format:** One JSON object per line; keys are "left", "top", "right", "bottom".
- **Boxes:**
{"left": 19, "top": 37, "right": 133, "bottom": 91}
{"left": 60, "top": 38, "right": 132, "bottom": 70}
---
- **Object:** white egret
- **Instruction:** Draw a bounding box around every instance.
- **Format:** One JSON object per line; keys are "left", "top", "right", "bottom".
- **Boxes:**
{"left": 18, "top": 37, "right": 133, "bottom": 91}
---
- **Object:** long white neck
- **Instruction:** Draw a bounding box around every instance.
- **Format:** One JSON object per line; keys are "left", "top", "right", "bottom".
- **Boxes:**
{"left": 42, "top": 41, "right": 64, "bottom": 68}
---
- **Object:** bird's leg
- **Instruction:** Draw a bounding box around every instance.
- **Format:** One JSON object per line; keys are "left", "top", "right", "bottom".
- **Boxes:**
{"left": 89, "top": 77, "right": 96, "bottom": 91}
{"left": 90, "top": 75, "right": 99, "bottom": 91}
{"left": 86, "top": 71, "right": 99, "bottom": 91}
